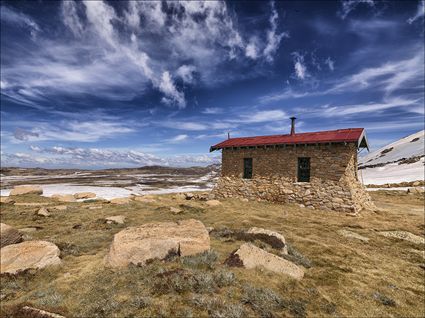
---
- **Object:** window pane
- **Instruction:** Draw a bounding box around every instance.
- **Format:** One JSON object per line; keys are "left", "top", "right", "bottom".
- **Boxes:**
{"left": 298, "top": 157, "right": 310, "bottom": 182}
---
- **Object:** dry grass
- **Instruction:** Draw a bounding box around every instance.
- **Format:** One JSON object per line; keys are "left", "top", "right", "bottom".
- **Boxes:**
{"left": 0, "top": 191, "right": 424, "bottom": 317}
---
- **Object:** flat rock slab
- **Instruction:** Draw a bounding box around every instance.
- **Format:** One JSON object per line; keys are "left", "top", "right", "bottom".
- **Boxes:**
{"left": 133, "top": 196, "right": 156, "bottom": 203}
{"left": 205, "top": 200, "right": 222, "bottom": 207}
{"left": 37, "top": 207, "right": 50, "bottom": 217}
{"left": 51, "top": 194, "right": 76, "bottom": 203}
{"left": 379, "top": 231, "right": 425, "bottom": 245}
{"left": 1, "top": 240, "right": 61, "bottom": 274}
{"left": 110, "top": 197, "right": 132, "bottom": 205}
{"left": 225, "top": 243, "right": 304, "bottom": 280}
{"left": 106, "top": 215, "right": 126, "bottom": 224}
{"left": 246, "top": 227, "right": 287, "bottom": 253}
{"left": 74, "top": 192, "right": 96, "bottom": 199}
{"left": 1, "top": 223, "right": 23, "bottom": 248}
{"left": 52, "top": 205, "right": 68, "bottom": 211}
{"left": 21, "top": 306, "right": 66, "bottom": 318}
{"left": 0, "top": 196, "right": 14, "bottom": 204}
{"left": 338, "top": 229, "right": 369, "bottom": 242}
{"left": 14, "top": 202, "right": 50, "bottom": 207}
{"left": 170, "top": 207, "right": 182, "bottom": 214}
{"left": 105, "top": 219, "right": 210, "bottom": 267}
{"left": 10, "top": 186, "right": 43, "bottom": 196}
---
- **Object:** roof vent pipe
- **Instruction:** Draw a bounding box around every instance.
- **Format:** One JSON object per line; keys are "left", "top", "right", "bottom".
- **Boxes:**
{"left": 290, "top": 117, "right": 296, "bottom": 135}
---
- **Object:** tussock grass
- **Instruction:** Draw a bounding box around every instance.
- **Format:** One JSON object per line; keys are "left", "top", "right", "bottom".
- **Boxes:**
{"left": 0, "top": 191, "right": 424, "bottom": 317}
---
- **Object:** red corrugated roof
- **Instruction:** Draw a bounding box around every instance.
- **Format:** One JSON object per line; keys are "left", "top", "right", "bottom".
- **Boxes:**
{"left": 210, "top": 128, "right": 367, "bottom": 151}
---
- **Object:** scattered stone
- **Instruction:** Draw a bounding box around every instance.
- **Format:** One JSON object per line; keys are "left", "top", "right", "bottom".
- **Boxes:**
{"left": 105, "top": 219, "right": 210, "bottom": 267}
{"left": 0, "top": 240, "right": 61, "bottom": 274}
{"left": 173, "top": 193, "right": 186, "bottom": 200}
{"left": 373, "top": 292, "right": 396, "bottom": 307}
{"left": 337, "top": 229, "right": 369, "bottom": 242}
{"left": 133, "top": 196, "right": 156, "bottom": 203}
{"left": 184, "top": 193, "right": 194, "bottom": 200}
{"left": 246, "top": 227, "right": 288, "bottom": 253}
{"left": 206, "top": 226, "right": 214, "bottom": 233}
{"left": 241, "top": 198, "right": 249, "bottom": 202}
{"left": 407, "top": 187, "right": 425, "bottom": 194}
{"left": 0, "top": 196, "right": 14, "bottom": 204}
{"left": 52, "top": 205, "right": 67, "bottom": 211}
{"left": 1, "top": 223, "right": 23, "bottom": 248}
{"left": 21, "top": 306, "right": 66, "bottom": 318}
{"left": 19, "top": 227, "right": 39, "bottom": 233}
{"left": 170, "top": 207, "right": 182, "bottom": 214}
{"left": 106, "top": 215, "right": 126, "bottom": 224}
{"left": 10, "top": 185, "right": 43, "bottom": 196}
{"left": 51, "top": 194, "right": 76, "bottom": 203}
{"left": 225, "top": 243, "right": 304, "bottom": 280}
{"left": 205, "top": 200, "right": 222, "bottom": 207}
{"left": 14, "top": 202, "right": 50, "bottom": 207}
{"left": 37, "top": 207, "right": 50, "bottom": 217}
{"left": 74, "top": 192, "right": 96, "bottom": 199}
{"left": 110, "top": 197, "right": 132, "bottom": 205}
{"left": 87, "top": 205, "right": 102, "bottom": 210}
{"left": 379, "top": 231, "right": 425, "bottom": 244}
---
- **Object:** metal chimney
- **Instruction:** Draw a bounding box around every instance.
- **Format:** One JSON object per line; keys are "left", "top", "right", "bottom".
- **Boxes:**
{"left": 290, "top": 117, "right": 296, "bottom": 135}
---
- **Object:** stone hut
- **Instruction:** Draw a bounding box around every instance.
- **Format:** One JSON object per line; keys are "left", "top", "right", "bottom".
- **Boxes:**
{"left": 210, "top": 118, "right": 374, "bottom": 213}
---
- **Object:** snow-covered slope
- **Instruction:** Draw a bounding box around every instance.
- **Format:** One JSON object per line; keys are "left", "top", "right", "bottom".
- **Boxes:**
{"left": 358, "top": 130, "right": 424, "bottom": 185}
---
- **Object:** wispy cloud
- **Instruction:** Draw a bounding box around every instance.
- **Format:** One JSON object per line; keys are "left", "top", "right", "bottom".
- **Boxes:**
{"left": 167, "top": 134, "right": 188, "bottom": 143}
{"left": 338, "top": 0, "right": 376, "bottom": 20}
{"left": 0, "top": 5, "right": 40, "bottom": 37}
{"left": 235, "top": 110, "right": 286, "bottom": 123}
{"left": 407, "top": 0, "right": 425, "bottom": 24}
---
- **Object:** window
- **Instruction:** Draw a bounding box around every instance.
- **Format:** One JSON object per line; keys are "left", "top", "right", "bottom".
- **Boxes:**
{"left": 297, "top": 157, "right": 310, "bottom": 182}
{"left": 243, "top": 158, "right": 253, "bottom": 179}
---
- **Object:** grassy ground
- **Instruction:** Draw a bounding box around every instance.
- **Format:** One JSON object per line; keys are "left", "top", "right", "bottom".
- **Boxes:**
{"left": 0, "top": 191, "right": 424, "bottom": 317}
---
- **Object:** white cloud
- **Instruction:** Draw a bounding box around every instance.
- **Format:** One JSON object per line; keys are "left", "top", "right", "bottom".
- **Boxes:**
{"left": 61, "top": 1, "right": 84, "bottom": 37}
{"left": 236, "top": 110, "right": 286, "bottom": 123}
{"left": 329, "top": 52, "right": 424, "bottom": 96}
{"left": 338, "top": 0, "right": 375, "bottom": 20}
{"left": 292, "top": 52, "right": 308, "bottom": 80}
{"left": 325, "top": 57, "right": 335, "bottom": 71}
{"left": 13, "top": 128, "right": 39, "bottom": 141}
{"left": 176, "top": 65, "right": 197, "bottom": 84}
{"left": 159, "top": 71, "right": 186, "bottom": 108}
{"left": 167, "top": 134, "right": 188, "bottom": 143}
{"left": 202, "top": 107, "right": 223, "bottom": 114}
{"left": 263, "top": 2, "right": 288, "bottom": 62}
{"left": 407, "top": 0, "right": 425, "bottom": 24}
{"left": 245, "top": 38, "right": 259, "bottom": 59}
{"left": 321, "top": 97, "right": 421, "bottom": 117}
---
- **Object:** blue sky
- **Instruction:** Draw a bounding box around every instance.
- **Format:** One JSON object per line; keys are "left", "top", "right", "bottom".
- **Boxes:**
{"left": 1, "top": 0, "right": 424, "bottom": 168}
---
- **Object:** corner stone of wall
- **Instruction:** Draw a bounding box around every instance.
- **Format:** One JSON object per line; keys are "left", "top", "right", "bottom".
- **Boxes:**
{"left": 212, "top": 176, "right": 375, "bottom": 213}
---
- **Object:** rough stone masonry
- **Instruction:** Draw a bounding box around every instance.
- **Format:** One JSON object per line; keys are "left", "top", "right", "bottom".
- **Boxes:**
{"left": 212, "top": 142, "right": 374, "bottom": 213}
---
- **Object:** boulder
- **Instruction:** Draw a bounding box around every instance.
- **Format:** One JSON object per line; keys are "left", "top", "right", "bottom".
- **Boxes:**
{"left": 9, "top": 185, "right": 43, "bottom": 196}
{"left": 246, "top": 227, "right": 288, "bottom": 254}
{"left": 170, "top": 207, "right": 182, "bottom": 214}
{"left": 105, "top": 219, "right": 210, "bottom": 267}
{"left": 0, "top": 241, "right": 61, "bottom": 274}
{"left": 0, "top": 196, "right": 14, "bottom": 204}
{"left": 106, "top": 215, "right": 126, "bottom": 224}
{"left": 1, "top": 223, "right": 23, "bottom": 248}
{"left": 205, "top": 200, "right": 222, "bottom": 207}
{"left": 225, "top": 243, "right": 304, "bottom": 280}
{"left": 110, "top": 197, "right": 132, "bottom": 205}
{"left": 184, "top": 193, "right": 194, "bottom": 200}
{"left": 74, "top": 192, "right": 96, "bottom": 199}
{"left": 37, "top": 207, "right": 50, "bottom": 217}
{"left": 51, "top": 194, "right": 76, "bottom": 203}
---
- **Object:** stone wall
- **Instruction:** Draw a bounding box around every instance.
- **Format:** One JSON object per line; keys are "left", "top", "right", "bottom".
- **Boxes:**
{"left": 213, "top": 142, "right": 374, "bottom": 213}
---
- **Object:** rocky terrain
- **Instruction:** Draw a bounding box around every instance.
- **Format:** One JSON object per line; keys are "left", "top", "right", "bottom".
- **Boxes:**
{"left": 0, "top": 186, "right": 424, "bottom": 317}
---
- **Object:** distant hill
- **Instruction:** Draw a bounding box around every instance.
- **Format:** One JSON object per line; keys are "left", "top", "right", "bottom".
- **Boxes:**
{"left": 358, "top": 130, "right": 424, "bottom": 185}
